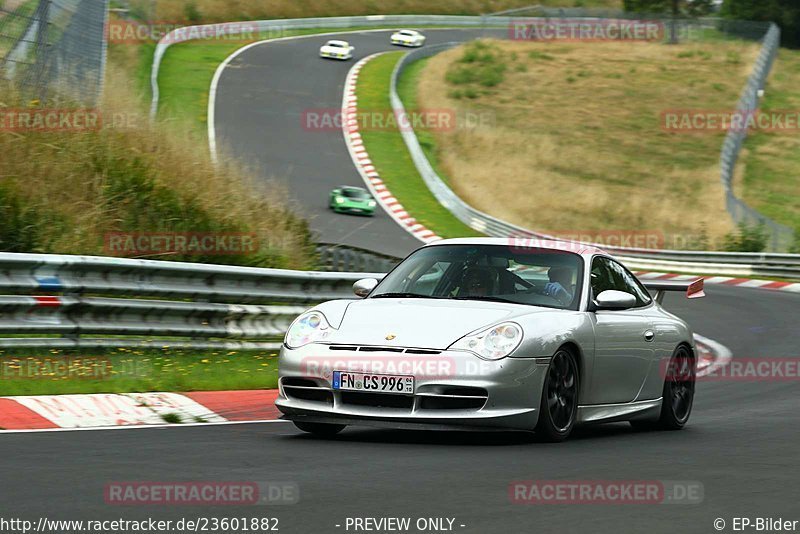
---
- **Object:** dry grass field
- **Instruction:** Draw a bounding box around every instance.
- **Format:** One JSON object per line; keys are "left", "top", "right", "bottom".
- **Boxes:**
{"left": 415, "top": 38, "right": 761, "bottom": 248}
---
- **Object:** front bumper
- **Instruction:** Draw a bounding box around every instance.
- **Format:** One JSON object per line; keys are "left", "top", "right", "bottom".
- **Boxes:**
{"left": 332, "top": 202, "right": 376, "bottom": 215}
{"left": 276, "top": 344, "right": 548, "bottom": 431}
{"left": 391, "top": 39, "right": 423, "bottom": 47}
{"left": 320, "top": 52, "right": 351, "bottom": 60}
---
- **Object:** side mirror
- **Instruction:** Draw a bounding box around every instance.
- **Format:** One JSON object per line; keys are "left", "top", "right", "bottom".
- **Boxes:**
{"left": 353, "top": 278, "right": 378, "bottom": 298}
{"left": 594, "top": 290, "right": 637, "bottom": 310}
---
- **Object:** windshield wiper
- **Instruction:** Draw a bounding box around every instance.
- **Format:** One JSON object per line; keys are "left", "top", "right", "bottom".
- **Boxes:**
{"left": 453, "top": 296, "right": 521, "bottom": 304}
{"left": 371, "top": 292, "right": 438, "bottom": 299}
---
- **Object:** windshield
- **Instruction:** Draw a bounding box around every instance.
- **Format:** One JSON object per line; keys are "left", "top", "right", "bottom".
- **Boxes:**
{"left": 327, "top": 41, "right": 346, "bottom": 47}
{"left": 341, "top": 188, "right": 370, "bottom": 199}
{"left": 371, "top": 244, "right": 584, "bottom": 310}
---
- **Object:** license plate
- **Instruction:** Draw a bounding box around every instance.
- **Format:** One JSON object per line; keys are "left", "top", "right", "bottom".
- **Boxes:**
{"left": 333, "top": 371, "right": 414, "bottom": 394}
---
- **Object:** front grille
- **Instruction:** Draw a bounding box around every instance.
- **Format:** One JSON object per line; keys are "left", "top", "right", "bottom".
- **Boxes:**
{"left": 282, "top": 378, "right": 333, "bottom": 405}
{"left": 418, "top": 387, "right": 488, "bottom": 411}
{"left": 340, "top": 391, "right": 414, "bottom": 410}
{"left": 418, "top": 396, "right": 487, "bottom": 410}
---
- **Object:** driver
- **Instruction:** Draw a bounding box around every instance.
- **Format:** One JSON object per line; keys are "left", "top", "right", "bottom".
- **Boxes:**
{"left": 460, "top": 266, "right": 494, "bottom": 297}
{"left": 544, "top": 266, "right": 574, "bottom": 304}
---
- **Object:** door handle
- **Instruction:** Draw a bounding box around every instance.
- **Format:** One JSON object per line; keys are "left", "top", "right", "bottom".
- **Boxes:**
{"left": 644, "top": 330, "right": 655, "bottom": 342}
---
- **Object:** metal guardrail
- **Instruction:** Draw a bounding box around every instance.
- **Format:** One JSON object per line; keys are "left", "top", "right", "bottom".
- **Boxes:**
{"left": 316, "top": 244, "right": 401, "bottom": 273}
{"left": 389, "top": 42, "right": 800, "bottom": 279}
{"left": 719, "top": 23, "right": 792, "bottom": 251}
{"left": 0, "top": 248, "right": 797, "bottom": 350}
{"left": 0, "top": 252, "right": 382, "bottom": 349}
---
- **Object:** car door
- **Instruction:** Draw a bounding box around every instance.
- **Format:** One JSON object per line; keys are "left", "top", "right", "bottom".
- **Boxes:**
{"left": 586, "top": 257, "right": 656, "bottom": 405}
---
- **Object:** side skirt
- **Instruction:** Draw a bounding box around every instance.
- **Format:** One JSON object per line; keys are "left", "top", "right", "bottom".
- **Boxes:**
{"left": 577, "top": 398, "right": 662, "bottom": 424}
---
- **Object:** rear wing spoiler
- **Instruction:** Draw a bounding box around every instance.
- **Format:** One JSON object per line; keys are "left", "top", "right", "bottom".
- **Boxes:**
{"left": 643, "top": 279, "right": 705, "bottom": 304}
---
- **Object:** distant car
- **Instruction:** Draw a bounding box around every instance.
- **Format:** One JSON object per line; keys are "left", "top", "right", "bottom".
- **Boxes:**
{"left": 391, "top": 29, "right": 426, "bottom": 47}
{"left": 320, "top": 40, "right": 354, "bottom": 60}
{"left": 329, "top": 186, "right": 377, "bottom": 216}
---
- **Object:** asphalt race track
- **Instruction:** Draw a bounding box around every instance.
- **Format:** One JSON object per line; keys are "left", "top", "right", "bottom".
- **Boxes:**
{"left": 213, "top": 29, "right": 505, "bottom": 257}
{"left": 2, "top": 28, "right": 799, "bottom": 534}
{"left": 1, "top": 284, "right": 799, "bottom": 533}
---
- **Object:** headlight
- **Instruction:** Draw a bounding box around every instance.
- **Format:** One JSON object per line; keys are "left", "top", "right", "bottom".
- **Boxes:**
{"left": 368, "top": 200, "right": 376, "bottom": 207}
{"left": 449, "top": 322, "right": 523, "bottom": 360}
{"left": 335, "top": 197, "right": 345, "bottom": 204}
{"left": 285, "top": 311, "right": 332, "bottom": 349}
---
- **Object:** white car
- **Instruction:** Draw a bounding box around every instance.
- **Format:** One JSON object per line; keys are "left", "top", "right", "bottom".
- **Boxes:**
{"left": 319, "top": 40, "right": 354, "bottom": 60}
{"left": 391, "top": 29, "right": 426, "bottom": 47}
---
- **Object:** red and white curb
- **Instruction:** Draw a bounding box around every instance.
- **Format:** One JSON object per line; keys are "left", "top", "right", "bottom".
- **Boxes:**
{"left": 0, "top": 390, "right": 280, "bottom": 431}
{"left": 636, "top": 271, "right": 800, "bottom": 294}
{"left": 695, "top": 334, "right": 733, "bottom": 378}
{"left": 342, "top": 54, "right": 441, "bottom": 244}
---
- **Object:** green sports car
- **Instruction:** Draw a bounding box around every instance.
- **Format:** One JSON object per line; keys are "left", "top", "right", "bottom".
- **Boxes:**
{"left": 329, "top": 186, "right": 377, "bottom": 216}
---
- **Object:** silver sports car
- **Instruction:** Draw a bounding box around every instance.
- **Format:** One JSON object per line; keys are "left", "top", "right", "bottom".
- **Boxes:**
{"left": 276, "top": 238, "right": 705, "bottom": 441}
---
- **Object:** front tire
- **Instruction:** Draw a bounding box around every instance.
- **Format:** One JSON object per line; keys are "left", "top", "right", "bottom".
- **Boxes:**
{"left": 293, "top": 421, "right": 346, "bottom": 437}
{"left": 631, "top": 345, "right": 695, "bottom": 431}
{"left": 535, "top": 348, "right": 579, "bottom": 442}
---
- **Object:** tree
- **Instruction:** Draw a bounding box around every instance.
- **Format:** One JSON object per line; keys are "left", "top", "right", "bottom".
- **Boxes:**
{"left": 722, "top": 0, "right": 800, "bottom": 48}
{"left": 624, "top": 0, "right": 715, "bottom": 43}
{"left": 623, "top": 0, "right": 714, "bottom": 17}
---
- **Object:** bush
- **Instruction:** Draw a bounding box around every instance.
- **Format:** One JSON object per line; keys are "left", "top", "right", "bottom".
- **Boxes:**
{"left": 722, "top": 222, "right": 770, "bottom": 252}
{"left": 183, "top": 1, "right": 202, "bottom": 23}
{"left": 446, "top": 41, "right": 507, "bottom": 89}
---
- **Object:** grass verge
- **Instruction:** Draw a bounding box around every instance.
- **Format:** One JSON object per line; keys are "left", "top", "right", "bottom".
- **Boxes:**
{"left": 0, "top": 348, "right": 278, "bottom": 396}
{"left": 356, "top": 52, "right": 482, "bottom": 239}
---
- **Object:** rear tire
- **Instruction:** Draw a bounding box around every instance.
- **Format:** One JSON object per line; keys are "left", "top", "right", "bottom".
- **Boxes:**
{"left": 535, "top": 348, "right": 579, "bottom": 442}
{"left": 631, "top": 345, "right": 695, "bottom": 431}
{"left": 293, "top": 421, "right": 346, "bottom": 437}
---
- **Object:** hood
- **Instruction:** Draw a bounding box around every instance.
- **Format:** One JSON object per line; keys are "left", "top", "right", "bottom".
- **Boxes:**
{"left": 326, "top": 298, "right": 538, "bottom": 349}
